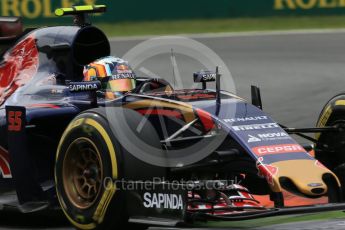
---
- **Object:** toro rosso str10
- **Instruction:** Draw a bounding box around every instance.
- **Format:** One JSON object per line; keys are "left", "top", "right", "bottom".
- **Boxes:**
{"left": 1, "top": 5, "right": 345, "bottom": 230}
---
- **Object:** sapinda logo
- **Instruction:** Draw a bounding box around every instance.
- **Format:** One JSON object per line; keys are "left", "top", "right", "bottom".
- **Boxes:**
{"left": 202, "top": 73, "right": 216, "bottom": 81}
{"left": 252, "top": 144, "right": 304, "bottom": 156}
{"left": 143, "top": 192, "right": 183, "bottom": 210}
{"left": 69, "top": 82, "right": 100, "bottom": 92}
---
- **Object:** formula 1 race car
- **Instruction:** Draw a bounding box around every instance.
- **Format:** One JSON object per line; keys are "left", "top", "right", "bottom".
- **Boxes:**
{"left": 1, "top": 4, "right": 345, "bottom": 230}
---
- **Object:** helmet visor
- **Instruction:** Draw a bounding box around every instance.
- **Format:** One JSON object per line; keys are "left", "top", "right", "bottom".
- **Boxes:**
{"left": 108, "top": 79, "right": 136, "bottom": 92}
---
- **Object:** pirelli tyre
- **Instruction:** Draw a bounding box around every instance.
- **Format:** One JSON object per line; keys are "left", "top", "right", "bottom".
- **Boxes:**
{"left": 316, "top": 94, "right": 345, "bottom": 200}
{"left": 55, "top": 107, "right": 159, "bottom": 230}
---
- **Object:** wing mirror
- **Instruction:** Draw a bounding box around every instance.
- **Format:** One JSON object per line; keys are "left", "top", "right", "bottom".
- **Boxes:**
{"left": 251, "top": 85, "right": 263, "bottom": 110}
{"left": 193, "top": 70, "right": 217, "bottom": 90}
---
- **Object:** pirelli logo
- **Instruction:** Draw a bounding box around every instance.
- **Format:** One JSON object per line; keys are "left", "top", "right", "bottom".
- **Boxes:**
{"left": 232, "top": 123, "right": 279, "bottom": 131}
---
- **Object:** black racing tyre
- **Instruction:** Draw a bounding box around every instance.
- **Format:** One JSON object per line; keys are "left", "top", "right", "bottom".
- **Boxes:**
{"left": 316, "top": 93, "right": 345, "bottom": 200}
{"left": 55, "top": 109, "right": 126, "bottom": 230}
{"left": 55, "top": 106, "right": 161, "bottom": 230}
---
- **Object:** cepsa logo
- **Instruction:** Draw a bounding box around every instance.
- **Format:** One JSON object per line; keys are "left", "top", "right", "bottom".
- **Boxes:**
{"left": 252, "top": 144, "right": 304, "bottom": 156}
{"left": 274, "top": 0, "right": 345, "bottom": 10}
{"left": 0, "top": 0, "right": 98, "bottom": 19}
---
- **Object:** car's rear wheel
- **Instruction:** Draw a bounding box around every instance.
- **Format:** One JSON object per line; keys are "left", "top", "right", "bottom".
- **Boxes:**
{"left": 55, "top": 110, "right": 126, "bottom": 230}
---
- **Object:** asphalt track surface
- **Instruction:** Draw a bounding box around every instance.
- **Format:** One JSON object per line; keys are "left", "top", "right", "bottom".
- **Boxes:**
{"left": 3, "top": 30, "right": 345, "bottom": 229}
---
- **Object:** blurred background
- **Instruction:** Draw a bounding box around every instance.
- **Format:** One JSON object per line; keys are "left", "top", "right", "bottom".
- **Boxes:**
{"left": 2, "top": 0, "right": 345, "bottom": 36}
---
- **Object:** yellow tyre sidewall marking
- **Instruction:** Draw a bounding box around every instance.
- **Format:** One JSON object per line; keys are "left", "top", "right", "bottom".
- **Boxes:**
{"left": 56, "top": 117, "right": 118, "bottom": 229}
{"left": 316, "top": 99, "right": 345, "bottom": 140}
{"left": 316, "top": 105, "right": 332, "bottom": 140}
{"left": 335, "top": 100, "right": 345, "bottom": 106}
{"left": 84, "top": 118, "right": 118, "bottom": 224}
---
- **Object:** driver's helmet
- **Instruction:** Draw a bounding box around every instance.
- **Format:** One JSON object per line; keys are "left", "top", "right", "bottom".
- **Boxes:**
{"left": 83, "top": 56, "right": 136, "bottom": 99}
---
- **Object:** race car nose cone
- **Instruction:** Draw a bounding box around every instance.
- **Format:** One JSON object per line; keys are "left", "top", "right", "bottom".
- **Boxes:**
{"left": 272, "top": 159, "right": 331, "bottom": 197}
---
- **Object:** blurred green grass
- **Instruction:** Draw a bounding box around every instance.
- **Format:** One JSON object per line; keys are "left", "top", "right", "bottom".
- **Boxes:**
{"left": 87, "top": 15, "right": 345, "bottom": 37}
{"left": 196, "top": 211, "right": 345, "bottom": 228}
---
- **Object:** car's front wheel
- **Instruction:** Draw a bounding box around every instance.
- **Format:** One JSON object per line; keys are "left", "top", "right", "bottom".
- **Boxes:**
{"left": 55, "top": 110, "right": 126, "bottom": 230}
{"left": 316, "top": 94, "right": 345, "bottom": 201}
